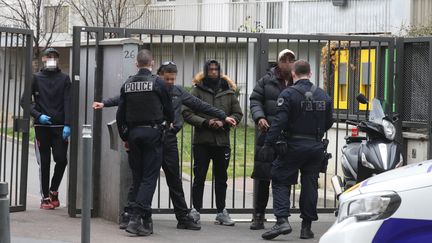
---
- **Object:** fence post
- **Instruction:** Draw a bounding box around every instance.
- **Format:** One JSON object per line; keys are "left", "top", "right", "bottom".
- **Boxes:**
{"left": 0, "top": 182, "right": 10, "bottom": 243}
{"left": 82, "top": 125, "right": 93, "bottom": 243}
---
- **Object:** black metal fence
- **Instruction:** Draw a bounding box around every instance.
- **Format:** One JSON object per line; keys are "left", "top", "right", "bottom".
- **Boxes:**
{"left": 0, "top": 27, "right": 33, "bottom": 212}
{"left": 69, "top": 26, "right": 429, "bottom": 217}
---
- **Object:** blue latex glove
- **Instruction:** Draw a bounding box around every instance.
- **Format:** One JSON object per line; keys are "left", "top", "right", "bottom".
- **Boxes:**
{"left": 38, "top": 114, "right": 52, "bottom": 125}
{"left": 63, "top": 126, "right": 71, "bottom": 140}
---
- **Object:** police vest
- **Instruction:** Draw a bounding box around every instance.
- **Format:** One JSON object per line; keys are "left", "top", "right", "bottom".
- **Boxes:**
{"left": 124, "top": 74, "right": 163, "bottom": 124}
{"left": 289, "top": 84, "right": 327, "bottom": 138}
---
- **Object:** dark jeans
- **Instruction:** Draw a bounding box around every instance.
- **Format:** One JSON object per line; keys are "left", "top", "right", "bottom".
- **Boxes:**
{"left": 162, "top": 132, "right": 189, "bottom": 219}
{"left": 128, "top": 127, "right": 163, "bottom": 217}
{"left": 192, "top": 144, "right": 230, "bottom": 213}
{"left": 34, "top": 126, "right": 68, "bottom": 198}
{"left": 253, "top": 179, "right": 270, "bottom": 214}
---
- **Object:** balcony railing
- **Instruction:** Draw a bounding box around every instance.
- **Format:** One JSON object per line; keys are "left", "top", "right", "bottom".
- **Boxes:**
{"left": 125, "top": 0, "right": 393, "bottom": 34}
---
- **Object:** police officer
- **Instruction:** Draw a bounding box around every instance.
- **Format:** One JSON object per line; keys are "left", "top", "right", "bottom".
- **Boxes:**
{"left": 116, "top": 49, "right": 174, "bottom": 236}
{"left": 260, "top": 60, "right": 334, "bottom": 240}
{"left": 249, "top": 49, "right": 295, "bottom": 230}
{"left": 26, "top": 48, "right": 71, "bottom": 210}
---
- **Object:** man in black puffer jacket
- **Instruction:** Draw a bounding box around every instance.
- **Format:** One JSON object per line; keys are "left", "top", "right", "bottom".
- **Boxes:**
{"left": 249, "top": 49, "right": 296, "bottom": 230}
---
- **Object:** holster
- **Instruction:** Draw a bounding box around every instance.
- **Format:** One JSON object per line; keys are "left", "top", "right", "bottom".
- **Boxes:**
{"left": 320, "top": 138, "right": 332, "bottom": 173}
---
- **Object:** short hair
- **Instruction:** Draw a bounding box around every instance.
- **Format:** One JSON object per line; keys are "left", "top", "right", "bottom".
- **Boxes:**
{"left": 293, "top": 60, "right": 311, "bottom": 76}
{"left": 160, "top": 64, "right": 177, "bottom": 74}
{"left": 136, "top": 49, "right": 153, "bottom": 67}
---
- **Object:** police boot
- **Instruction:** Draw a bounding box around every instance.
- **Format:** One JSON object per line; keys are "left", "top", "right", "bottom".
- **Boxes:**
{"left": 250, "top": 213, "right": 265, "bottom": 230}
{"left": 261, "top": 217, "right": 292, "bottom": 240}
{"left": 177, "top": 214, "right": 201, "bottom": 230}
{"left": 125, "top": 214, "right": 145, "bottom": 235}
{"left": 141, "top": 216, "right": 153, "bottom": 236}
{"left": 300, "top": 220, "right": 314, "bottom": 239}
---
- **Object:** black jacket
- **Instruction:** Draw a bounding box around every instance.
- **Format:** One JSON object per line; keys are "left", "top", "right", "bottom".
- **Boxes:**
{"left": 250, "top": 67, "right": 290, "bottom": 125}
{"left": 249, "top": 67, "right": 291, "bottom": 180}
{"left": 28, "top": 69, "right": 72, "bottom": 126}
{"left": 102, "top": 95, "right": 120, "bottom": 107}
{"left": 116, "top": 68, "right": 174, "bottom": 141}
{"left": 101, "top": 85, "right": 227, "bottom": 133}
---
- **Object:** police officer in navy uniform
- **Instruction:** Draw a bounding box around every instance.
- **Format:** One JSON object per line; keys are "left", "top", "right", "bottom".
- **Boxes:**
{"left": 116, "top": 49, "right": 174, "bottom": 236}
{"left": 260, "top": 60, "right": 334, "bottom": 240}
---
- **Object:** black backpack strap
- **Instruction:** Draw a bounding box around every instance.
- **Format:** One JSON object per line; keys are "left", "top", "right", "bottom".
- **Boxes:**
{"left": 290, "top": 84, "right": 317, "bottom": 100}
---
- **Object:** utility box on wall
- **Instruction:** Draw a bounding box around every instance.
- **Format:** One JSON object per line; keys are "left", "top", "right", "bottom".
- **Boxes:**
{"left": 403, "top": 132, "right": 428, "bottom": 164}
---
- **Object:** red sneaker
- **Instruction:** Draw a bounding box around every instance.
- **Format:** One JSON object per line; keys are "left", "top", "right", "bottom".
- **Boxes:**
{"left": 40, "top": 198, "right": 54, "bottom": 210}
{"left": 49, "top": 191, "right": 60, "bottom": 208}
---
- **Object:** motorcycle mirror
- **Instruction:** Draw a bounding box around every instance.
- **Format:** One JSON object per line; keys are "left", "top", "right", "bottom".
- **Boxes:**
{"left": 356, "top": 93, "right": 368, "bottom": 104}
{"left": 331, "top": 175, "right": 344, "bottom": 198}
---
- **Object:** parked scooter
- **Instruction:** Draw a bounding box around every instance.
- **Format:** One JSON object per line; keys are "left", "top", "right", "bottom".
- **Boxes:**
{"left": 333, "top": 94, "right": 404, "bottom": 193}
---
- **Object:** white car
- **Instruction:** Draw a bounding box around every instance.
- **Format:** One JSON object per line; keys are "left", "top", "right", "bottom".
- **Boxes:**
{"left": 320, "top": 161, "right": 432, "bottom": 243}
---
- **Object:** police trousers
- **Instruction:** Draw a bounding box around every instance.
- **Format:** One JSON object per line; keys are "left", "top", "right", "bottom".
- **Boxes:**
{"left": 128, "top": 127, "right": 163, "bottom": 218}
{"left": 35, "top": 126, "right": 68, "bottom": 198}
{"left": 271, "top": 139, "right": 324, "bottom": 222}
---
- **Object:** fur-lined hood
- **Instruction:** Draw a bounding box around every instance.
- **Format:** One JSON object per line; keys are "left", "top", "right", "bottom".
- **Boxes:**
{"left": 192, "top": 72, "right": 237, "bottom": 91}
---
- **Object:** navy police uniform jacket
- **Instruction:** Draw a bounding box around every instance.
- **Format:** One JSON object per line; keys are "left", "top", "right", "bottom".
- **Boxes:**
{"left": 116, "top": 68, "right": 174, "bottom": 141}
{"left": 265, "top": 79, "right": 333, "bottom": 145}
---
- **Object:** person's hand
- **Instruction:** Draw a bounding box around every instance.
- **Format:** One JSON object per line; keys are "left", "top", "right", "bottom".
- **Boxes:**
{"left": 258, "top": 144, "right": 276, "bottom": 163}
{"left": 62, "top": 126, "right": 71, "bottom": 140}
{"left": 258, "top": 118, "right": 270, "bottom": 132}
{"left": 207, "top": 119, "right": 217, "bottom": 128}
{"left": 38, "top": 114, "right": 52, "bottom": 125}
{"left": 92, "top": 102, "right": 104, "bottom": 110}
{"left": 225, "top": 117, "right": 237, "bottom": 127}
{"left": 124, "top": 141, "right": 129, "bottom": 151}
{"left": 213, "top": 120, "right": 224, "bottom": 128}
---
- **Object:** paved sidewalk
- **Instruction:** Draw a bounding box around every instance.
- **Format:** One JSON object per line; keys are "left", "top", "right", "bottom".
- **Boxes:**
{"left": 11, "top": 201, "right": 335, "bottom": 243}
{"left": 8, "top": 140, "right": 335, "bottom": 243}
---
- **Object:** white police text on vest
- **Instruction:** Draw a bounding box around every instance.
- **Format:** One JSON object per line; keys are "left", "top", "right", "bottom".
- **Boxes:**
{"left": 125, "top": 81, "right": 154, "bottom": 93}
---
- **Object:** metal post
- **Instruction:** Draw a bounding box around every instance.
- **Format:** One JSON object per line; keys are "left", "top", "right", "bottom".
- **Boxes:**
{"left": 81, "top": 125, "right": 92, "bottom": 243}
{"left": 0, "top": 182, "right": 10, "bottom": 243}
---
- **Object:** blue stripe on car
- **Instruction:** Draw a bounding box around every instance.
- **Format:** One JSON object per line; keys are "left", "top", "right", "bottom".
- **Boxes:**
{"left": 373, "top": 218, "right": 432, "bottom": 243}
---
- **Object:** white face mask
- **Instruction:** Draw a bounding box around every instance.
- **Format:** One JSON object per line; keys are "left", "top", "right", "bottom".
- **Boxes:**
{"left": 44, "top": 58, "right": 58, "bottom": 70}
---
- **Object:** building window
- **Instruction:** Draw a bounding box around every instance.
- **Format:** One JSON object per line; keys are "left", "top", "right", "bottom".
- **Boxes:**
{"left": 266, "top": 1, "right": 282, "bottom": 29}
{"left": 44, "top": 6, "right": 69, "bottom": 33}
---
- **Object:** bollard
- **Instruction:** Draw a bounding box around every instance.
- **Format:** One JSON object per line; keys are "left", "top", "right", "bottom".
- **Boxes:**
{"left": 82, "top": 125, "right": 92, "bottom": 243}
{"left": 0, "top": 182, "right": 10, "bottom": 243}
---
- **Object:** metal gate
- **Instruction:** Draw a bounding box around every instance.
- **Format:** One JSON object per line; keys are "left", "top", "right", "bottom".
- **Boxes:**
{"left": 0, "top": 27, "right": 33, "bottom": 212}
{"left": 69, "top": 26, "right": 400, "bottom": 216}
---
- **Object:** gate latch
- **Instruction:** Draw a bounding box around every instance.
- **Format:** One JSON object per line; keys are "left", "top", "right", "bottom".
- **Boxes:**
{"left": 13, "top": 117, "right": 30, "bottom": 133}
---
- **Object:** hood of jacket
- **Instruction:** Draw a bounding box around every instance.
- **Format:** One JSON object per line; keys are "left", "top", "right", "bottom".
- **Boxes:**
{"left": 192, "top": 71, "right": 237, "bottom": 91}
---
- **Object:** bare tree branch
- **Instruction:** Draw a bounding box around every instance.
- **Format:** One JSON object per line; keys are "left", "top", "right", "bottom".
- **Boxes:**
{"left": 68, "top": 0, "right": 150, "bottom": 28}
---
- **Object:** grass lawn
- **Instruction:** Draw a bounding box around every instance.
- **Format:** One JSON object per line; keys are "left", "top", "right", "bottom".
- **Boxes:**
{"left": 5, "top": 124, "right": 256, "bottom": 180}
{"left": 5, "top": 127, "right": 35, "bottom": 142}
{"left": 177, "top": 124, "right": 256, "bottom": 180}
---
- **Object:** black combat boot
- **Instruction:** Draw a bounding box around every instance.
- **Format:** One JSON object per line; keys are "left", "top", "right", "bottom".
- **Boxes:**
{"left": 300, "top": 220, "right": 314, "bottom": 239}
{"left": 261, "top": 217, "right": 292, "bottom": 240}
{"left": 141, "top": 216, "right": 153, "bottom": 236}
{"left": 125, "top": 214, "right": 144, "bottom": 235}
{"left": 250, "top": 213, "right": 265, "bottom": 230}
{"left": 177, "top": 214, "right": 201, "bottom": 230}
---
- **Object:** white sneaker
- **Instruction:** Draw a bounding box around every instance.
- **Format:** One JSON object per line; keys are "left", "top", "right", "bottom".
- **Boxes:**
{"left": 215, "top": 209, "right": 235, "bottom": 226}
{"left": 189, "top": 208, "right": 200, "bottom": 223}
